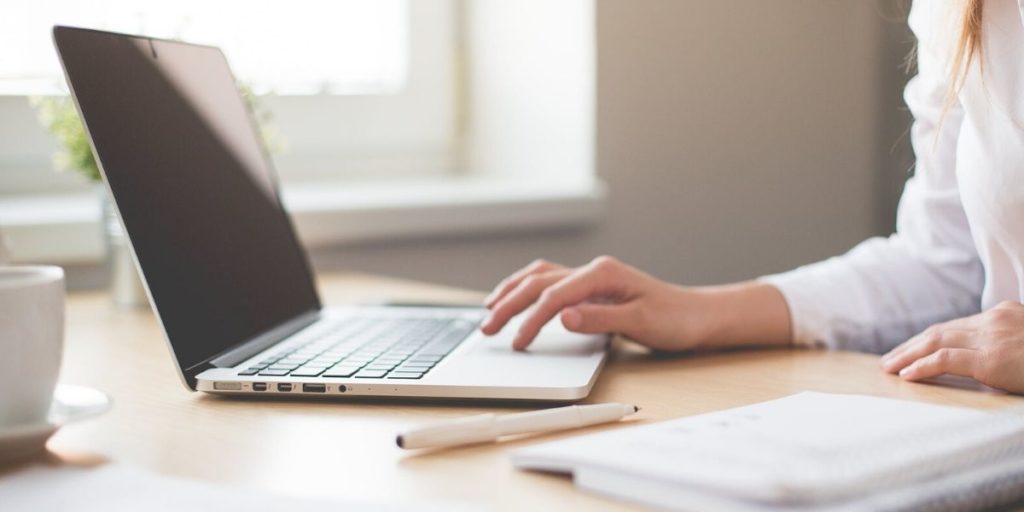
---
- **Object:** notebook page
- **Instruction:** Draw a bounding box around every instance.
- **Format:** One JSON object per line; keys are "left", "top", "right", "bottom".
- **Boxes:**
{"left": 512, "top": 392, "right": 987, "bottom": 503}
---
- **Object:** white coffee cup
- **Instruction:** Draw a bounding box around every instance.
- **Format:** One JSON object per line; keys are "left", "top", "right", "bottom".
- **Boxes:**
{"left": 0, "top": 266, "right": 65, "bottom": 429}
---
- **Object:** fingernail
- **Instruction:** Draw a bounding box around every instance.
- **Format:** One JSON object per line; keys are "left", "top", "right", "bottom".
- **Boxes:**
{"left": 562, "top": 308, "right": 582, "bottom": 330}
{"left": 899, "top": 366, "right": 912, "bottom": 378}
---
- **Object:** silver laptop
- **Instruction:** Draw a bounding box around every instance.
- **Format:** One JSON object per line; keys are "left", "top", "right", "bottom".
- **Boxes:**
{"left": 53, "top": 26, "right": 608, "bottom": 401}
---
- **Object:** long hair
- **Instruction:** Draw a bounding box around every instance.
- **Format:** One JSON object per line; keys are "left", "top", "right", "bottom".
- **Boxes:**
{"left": 949, "top": 0, "right": 984, "bottom": 96}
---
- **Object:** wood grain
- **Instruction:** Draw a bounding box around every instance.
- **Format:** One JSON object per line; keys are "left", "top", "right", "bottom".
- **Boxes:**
{"left": 17, "top": 273, "right": 1024, "bottom": 510}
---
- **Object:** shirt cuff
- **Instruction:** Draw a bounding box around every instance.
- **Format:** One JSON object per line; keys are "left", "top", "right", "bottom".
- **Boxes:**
{"left": 757, "top": 271, "right": 829, "bottom": 349}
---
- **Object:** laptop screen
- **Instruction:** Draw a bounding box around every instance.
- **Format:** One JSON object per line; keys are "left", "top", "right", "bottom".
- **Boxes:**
{"left": 54, "top": 27, "right": 321, "bottom": 378}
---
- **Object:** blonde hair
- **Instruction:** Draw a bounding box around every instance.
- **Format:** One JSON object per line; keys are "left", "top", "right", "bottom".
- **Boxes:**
{"left": 950, "top": 0, "right": 984, "bottom": 95}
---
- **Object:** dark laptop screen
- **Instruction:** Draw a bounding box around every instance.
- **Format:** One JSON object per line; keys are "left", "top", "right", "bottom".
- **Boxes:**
{"left": 54, "top": 27, "right": 321, "bottom": 377}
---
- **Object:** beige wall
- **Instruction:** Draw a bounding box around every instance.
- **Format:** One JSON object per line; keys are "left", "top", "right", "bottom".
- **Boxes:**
{"left": 308, "top": 0, "right": 915, "bottom": 293}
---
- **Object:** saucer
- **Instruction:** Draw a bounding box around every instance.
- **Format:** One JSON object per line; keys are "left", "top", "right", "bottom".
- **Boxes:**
{"left": 0, "top": 385, "right": 112, "bottom": 464}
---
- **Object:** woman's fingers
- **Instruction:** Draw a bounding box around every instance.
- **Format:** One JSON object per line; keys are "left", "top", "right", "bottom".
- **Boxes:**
{"left": 881, "top": 325, "right": 975, "bottom": 374}
{"left": 512, "top": 257, "right": 628, "bottom": 350}
{"left": 480, "top": 269, "right": 571, "bottom": 335}
{"left": 483, "top": 259, "right": 563, "bottom": 309}
{"left": 882, "top": 314, "right": 982, "bottom": 363}
{"left": 897, "top": 348, "right": 980, "bottom": 382}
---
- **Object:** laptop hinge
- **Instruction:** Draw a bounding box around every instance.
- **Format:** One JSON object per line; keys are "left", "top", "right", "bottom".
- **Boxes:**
{"left": 205, "top": 310, "right": 322, "bottom": 369}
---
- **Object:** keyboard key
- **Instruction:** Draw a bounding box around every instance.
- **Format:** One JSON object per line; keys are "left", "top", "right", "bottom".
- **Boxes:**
{"left": 340, "top": 360, "right": 367, "bottom": 368}
{"left": 238, "top": 367, "right": 262, "bottom": 376}
{"left": 258, "top": 369, "right": 291, "bottom": 376}
{"left": 291, "top": 367, "right": 326, "bottom": 377}
{"left": 267, "top": 364, "right": 300, "bottom": 371}
{"left": 354, "top": 369, "right": 389, "bottom": 378}
{"left": 396, "top": 364, "right": 432, "bottom": 372}
{"left": 320, "top": 351, "right": 350, "bottom": 359}
{"left": 322, "top": 365, "right": 361, "bottom": 378}
{"left": 388, "top": 371, "right": 424, "bottom": 379}
{"left": 397, "top": 359, "right": 433, "bottom": 366}
{"left": 408, "top": 356, "right": 442, "bottom": 364}
{"left": 303, "top": 361, "right": 335, "bottom": 368}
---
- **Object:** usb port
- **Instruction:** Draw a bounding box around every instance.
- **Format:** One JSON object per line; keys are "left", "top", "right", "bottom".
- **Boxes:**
{"left": 277, "top": 383, "right": 293, "bottom": 392}
{"left": 252, "top": 382, "right": 267, "bottom": 392}
{"left": 302, "top": 383, "right": 326, "bottom": 393}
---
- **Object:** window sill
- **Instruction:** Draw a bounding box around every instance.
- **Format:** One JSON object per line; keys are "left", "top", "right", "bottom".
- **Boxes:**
{"left": 0, "top": 177, "right": 607, "bottom": 264}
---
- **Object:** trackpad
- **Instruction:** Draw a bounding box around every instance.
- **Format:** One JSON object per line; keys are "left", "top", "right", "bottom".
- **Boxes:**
{"left": 471, "top": 319, "right": 607, "bottom": 357}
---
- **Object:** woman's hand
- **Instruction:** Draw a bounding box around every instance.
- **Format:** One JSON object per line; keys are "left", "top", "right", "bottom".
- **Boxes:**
{"left": 881, "top": 301, "right": 1024, "bottom": 393}
{"left": 479, "top": 256, "right": 793, "bottom": 351}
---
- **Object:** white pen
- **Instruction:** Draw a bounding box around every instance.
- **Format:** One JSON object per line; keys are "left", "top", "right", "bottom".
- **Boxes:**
{"left": 396, "top": 402, "right": 640, "bottom": 450}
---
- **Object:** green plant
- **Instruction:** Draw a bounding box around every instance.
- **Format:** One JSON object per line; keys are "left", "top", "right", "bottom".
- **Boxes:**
{"left": 31, "top": 84, "right": 285, "bottom": 183}
{"left": 238, "top": 83, "right": 287, "bottom": 156}
{"left": 30, "top": 94, "right": 100, "bottom": 182}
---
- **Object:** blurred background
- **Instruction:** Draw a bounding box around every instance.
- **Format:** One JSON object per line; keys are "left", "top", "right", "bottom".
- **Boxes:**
{"left": 0, "top": 0, "right": 915, "bottom": 295}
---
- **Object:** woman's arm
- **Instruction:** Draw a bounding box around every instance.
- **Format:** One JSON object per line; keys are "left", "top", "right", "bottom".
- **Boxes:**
{"left": 756, "top": 0, "right": 983, "bottom": 353}
{"left": 484, "top": 0, "right": 981, "bottom": 354}
{"left": 480, "top": 256, "right": 792, "bottom": 351}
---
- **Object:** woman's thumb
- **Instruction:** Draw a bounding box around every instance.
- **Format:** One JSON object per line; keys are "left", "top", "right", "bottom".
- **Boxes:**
{"left": 560, "top": 303, "right": 634, "bottom": 334}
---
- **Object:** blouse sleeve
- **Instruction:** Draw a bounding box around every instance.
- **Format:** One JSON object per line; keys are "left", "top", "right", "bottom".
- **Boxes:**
{"left": 758, "top": 0, "right": 984, "bottom": 353}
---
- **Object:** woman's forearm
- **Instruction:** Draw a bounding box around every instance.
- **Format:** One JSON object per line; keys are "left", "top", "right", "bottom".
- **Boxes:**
{"left": 687, "top": 281, "right": 794, "bottom": 349}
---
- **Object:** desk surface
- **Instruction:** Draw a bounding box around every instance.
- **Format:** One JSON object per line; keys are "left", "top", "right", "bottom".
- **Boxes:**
{"left": 33, "top": 273, "right": 1024, "bottom": 510}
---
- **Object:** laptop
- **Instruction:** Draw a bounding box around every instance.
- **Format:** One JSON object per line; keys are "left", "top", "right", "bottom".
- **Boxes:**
{"left": 53, "top": 26, "right": 608, "bottom": 401}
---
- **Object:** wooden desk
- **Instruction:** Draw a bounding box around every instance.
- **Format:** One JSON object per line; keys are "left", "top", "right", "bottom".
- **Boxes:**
{"left": 38, "top": 273, "right": 1024, "bottom": 510}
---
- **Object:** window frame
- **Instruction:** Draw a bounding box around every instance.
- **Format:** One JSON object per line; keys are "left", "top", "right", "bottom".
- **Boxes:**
{"left": 0, "top": 0, "right": 605, "bottom": 267}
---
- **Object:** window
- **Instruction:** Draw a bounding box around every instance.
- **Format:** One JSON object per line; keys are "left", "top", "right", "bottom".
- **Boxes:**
{"left": 0, "top": 0, "right": 408, "bottom": 95}
{"left": 0, "top": 0, "right": 455, "bottom": 194}
{"left": 0, "top": 0, "right": 602, "bottom": 264}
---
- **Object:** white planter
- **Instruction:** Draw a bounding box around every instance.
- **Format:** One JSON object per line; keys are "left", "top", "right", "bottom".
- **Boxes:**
{"left": 99, "top": 187, "right": 148, "bottom": 308}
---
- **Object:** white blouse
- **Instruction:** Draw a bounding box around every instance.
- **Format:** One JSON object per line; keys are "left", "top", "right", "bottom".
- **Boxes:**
{"left": 762, "top": 0, "right": 1024, "bottom": 353}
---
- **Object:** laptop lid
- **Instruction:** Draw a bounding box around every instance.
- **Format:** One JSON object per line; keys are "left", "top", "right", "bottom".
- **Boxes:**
{"left": 53, "top": 26, "right": 321, "bottom": 389}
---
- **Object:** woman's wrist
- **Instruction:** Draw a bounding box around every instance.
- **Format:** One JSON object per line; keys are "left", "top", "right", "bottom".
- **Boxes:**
{"left": 686, "top": 281, "right": 793, "bottom": 349}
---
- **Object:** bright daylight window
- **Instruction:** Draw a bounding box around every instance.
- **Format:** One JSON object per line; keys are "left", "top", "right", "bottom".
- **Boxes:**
{"left": 0, "top": 0, "right": 407, "bottom": 94}
{"left": 0, "top": 0, "right": 598, "bottom": 265}
{"left": 0, "top": 0, "right": 456, "bottom": 195}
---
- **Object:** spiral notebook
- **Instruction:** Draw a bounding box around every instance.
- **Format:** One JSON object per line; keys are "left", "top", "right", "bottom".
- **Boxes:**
{"left": 512, "top": 392, "right": 1024, "bottom": 511}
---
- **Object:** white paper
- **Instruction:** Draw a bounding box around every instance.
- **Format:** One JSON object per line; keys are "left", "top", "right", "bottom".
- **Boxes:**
{"left": 0, "top": 463, "right": 480, "bottom": 512}
{"left": 513, "top": 392, "right": 990, "bottom": 504}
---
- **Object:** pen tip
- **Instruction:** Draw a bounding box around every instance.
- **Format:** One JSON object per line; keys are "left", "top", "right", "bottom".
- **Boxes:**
{"left": 396, "top": 436, "right": 405, "bottom": 448}
{"left": 633, "top": 405, "right": 640, "bottom": 413}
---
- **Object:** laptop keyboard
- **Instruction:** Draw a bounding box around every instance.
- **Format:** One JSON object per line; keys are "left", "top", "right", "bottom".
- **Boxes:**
{"left": 237, "top": 312, "right": 482, "bottom": 380}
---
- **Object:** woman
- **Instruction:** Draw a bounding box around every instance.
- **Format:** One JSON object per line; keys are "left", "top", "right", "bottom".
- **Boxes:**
{"left": 480, "top": 0, "right": 1024, "bottom": 394}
